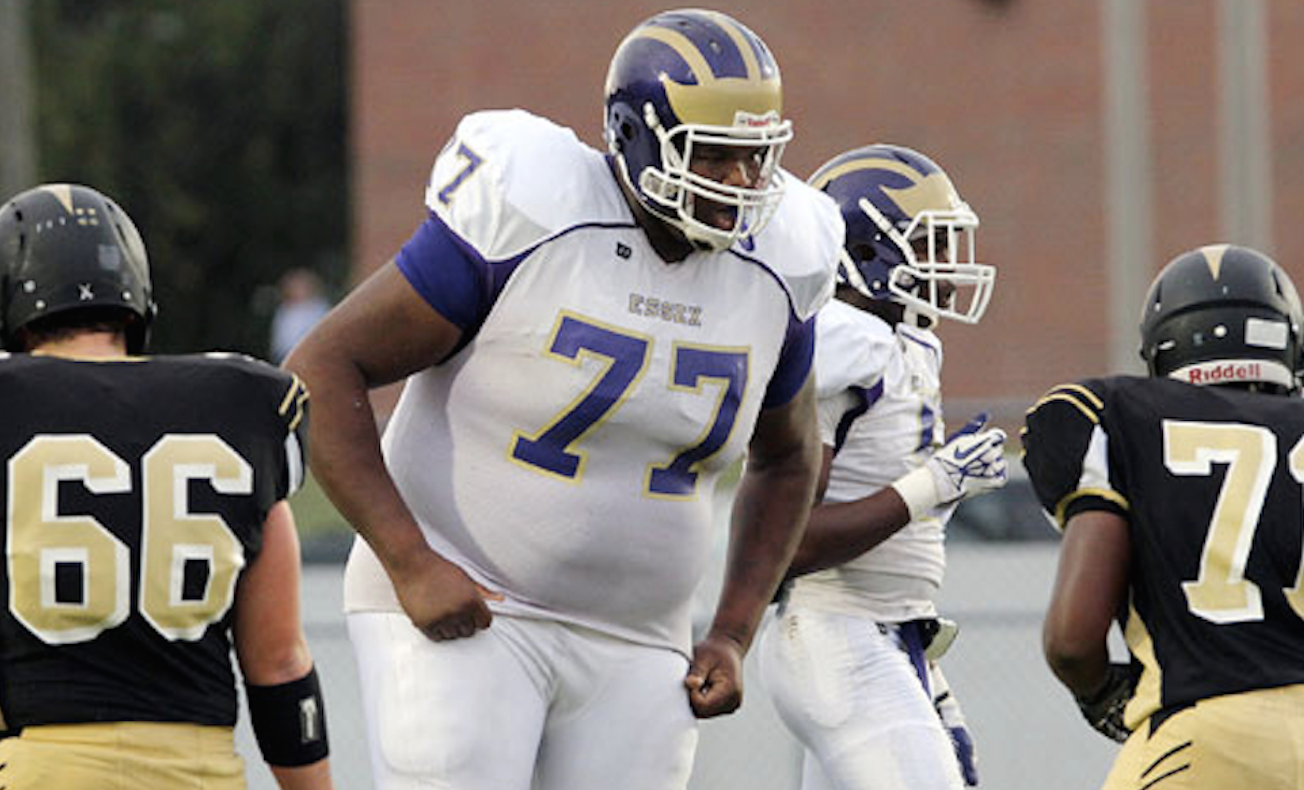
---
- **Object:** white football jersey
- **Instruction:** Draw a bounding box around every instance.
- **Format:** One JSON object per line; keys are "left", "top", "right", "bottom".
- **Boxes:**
{"left": 344, "top": 109, "right": 842, "bottom": 655}
{"left": 786, "top": 299, "right": 948, "bottom": 621}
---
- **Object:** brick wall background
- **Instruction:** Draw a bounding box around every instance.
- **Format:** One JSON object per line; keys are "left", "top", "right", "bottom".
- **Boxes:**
{"left": 350, "top": 0, "right": 1304, "bottom": 429}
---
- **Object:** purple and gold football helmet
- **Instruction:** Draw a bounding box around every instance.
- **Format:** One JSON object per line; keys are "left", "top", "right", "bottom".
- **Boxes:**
{"left": 809, "top": 144, "right": 994, "bottom": 325}
{"left": 604, "top": 9, "right": 792, "bottom": 251}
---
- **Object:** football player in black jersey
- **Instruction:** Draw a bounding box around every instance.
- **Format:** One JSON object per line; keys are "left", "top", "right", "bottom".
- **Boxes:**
{"left": 0, "top": 184, "right": 334, "bottom": 790}
{"left": 1024, "top": 244, "right": 1304, "bottom": 789}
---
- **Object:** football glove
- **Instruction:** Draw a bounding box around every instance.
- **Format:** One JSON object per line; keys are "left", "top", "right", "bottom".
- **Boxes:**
{"left": 891, "top": 413, "right": 1008, "bottom": 521}
{"left": 945, "top": 411, "right": 991, "bottom": 444}
{"left": 1075, "top": 663, "right": 1138, "bottom": 743}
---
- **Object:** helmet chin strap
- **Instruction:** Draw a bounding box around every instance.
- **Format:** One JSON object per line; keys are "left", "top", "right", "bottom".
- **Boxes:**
{"left": 903, "top": 305, "right": 938, "bottom": 329}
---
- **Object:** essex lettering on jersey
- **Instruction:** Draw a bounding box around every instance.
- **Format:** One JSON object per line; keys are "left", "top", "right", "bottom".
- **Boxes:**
{"left": 628, "top": 293, "right": 703, "bottom": 327}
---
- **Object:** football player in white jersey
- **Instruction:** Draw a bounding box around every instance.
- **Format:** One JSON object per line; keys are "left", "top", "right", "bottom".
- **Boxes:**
{"left": 284, "top": 9, "right": 843, "bottom": 790}
{"left": 756, "top": 145, "right": 1007, "bottom": 790}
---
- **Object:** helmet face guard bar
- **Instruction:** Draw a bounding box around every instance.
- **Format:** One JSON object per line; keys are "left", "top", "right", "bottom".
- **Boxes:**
{"left": 637, "top": 108, "right": 793, "bottom": 250}
{"left": 603, "top": 10, "right": 792, "bottom": 252}
{"left": 857, "top": 197, "right": 994, "bottom": 324}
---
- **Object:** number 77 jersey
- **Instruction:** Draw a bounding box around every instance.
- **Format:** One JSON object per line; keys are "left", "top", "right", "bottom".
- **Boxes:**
{"left": 1021, "top": 374, "right": 1304, "bottom": 724}
{"left": 356, "top": 108, "right": 841, "bottom": 656}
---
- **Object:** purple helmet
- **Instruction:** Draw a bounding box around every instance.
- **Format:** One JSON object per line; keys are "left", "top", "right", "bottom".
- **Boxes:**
{"left": 809, "top": 144, "right": 994, "bottom": 325}
{"left": 604, "top": 9, "right": 792, "bottom": 250}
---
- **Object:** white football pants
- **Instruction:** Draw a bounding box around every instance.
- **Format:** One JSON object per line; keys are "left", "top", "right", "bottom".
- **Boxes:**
{"left": 757, "top": 607, "right": 966, "bottom": 790}
{"left": 349, "top": 611, "right": 698, "bottom": 790}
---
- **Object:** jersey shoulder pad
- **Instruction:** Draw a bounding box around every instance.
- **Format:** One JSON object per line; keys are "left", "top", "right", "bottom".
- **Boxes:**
{"left": 193, "top": 353, "right": 309, "bottom": 434}
{"left": 1021, "top": 377, "right": 1126, "bottom": 528}
{"left": 898, "top": 322, "right": 943, "bottom": 359}
{"left": 741, "top": 173, "right": 843, "bottom": 322}
{"left": 192, "top": 352, "right": 309, "bottom": 495}
{"left": 0, "top": 351, "right": 31, "bottom": 371}
{"left": 423, "top": 109, "right": 628, "bottom": 260}
{"left": 813, "top": 300, "right": 893, "bottom": 399}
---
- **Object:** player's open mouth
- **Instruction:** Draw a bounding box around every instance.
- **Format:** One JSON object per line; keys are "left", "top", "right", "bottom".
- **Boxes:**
{"left": 698, "top": 202, "right": 738, "bottom": 231}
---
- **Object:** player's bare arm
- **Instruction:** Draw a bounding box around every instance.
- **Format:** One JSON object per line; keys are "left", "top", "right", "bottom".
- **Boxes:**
{"left": 234, "top": 502, "right": 334, "bottom": 790}
{"left": 784, "top": 443, "right": 910, "bottom": 577}
{"left": 687, "top": 374, "right": 822, "bottom": 717}
{"left": 284, "top": 261, "right": 500, "bottom": 640}
{"left": 1043, "top": 509, "right": 1131, "bottom": 699}
{"left": 788, "top": 415, "right": 1007, "bottom": 578}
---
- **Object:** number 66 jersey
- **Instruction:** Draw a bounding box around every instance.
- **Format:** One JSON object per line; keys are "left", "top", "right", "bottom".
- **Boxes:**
{"left": 1022, "top": 374, "right": 1304, "bottom": 727}
{"left": 0, "top": 352, "right": 308, "bottom": 731}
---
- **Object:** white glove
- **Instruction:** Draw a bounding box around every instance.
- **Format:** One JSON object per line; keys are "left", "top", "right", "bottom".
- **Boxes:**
{"left": 891, "top": 413, "right": 1008, "bottom": 521}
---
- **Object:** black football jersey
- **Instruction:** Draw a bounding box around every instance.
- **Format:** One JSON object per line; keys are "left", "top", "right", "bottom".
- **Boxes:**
{"left": 1023, "top": 375, "right": 1304, "bottom": 724}
{"left": 0, "top": 352, "right": 308, "bottom": 729}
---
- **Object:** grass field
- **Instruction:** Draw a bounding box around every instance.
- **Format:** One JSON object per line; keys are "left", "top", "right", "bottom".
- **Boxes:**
{"left": 289, "top": 473, "right": 350, "bottom": 536}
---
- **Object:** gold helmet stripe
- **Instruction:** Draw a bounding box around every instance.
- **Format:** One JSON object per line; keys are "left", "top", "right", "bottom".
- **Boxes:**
{"left": 37, "top": 184, "right": 76, "bottom": 215}
{"left": 811, "top": 158, "right": 962, "bottom": 217}
{"left": 811, "top": 157, "right": 915, "bottom": 189}
{"left": 638, "top": 27, "right": 715, "bottom": 84}
{"left": 1199, "top": 243, "right": 1229, "bottom": 280}
{"left": 700, "top": 9, "right": 764, "bottom": 80}
{"left": 634, "top": 26, "right": 782, "bottom": 126}
{"left": 885, "top": 174, "right": 963, "bottom": 218}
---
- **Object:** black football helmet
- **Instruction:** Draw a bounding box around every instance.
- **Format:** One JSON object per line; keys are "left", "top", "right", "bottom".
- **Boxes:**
{"left": 1139, "top": 244, "right": 1303, "bottom": 393}
{"left": 0, "top": 184, "right": 156, "bottom": 352}
{"left": 604, "top": 9, "right": 792, "bottom": 251}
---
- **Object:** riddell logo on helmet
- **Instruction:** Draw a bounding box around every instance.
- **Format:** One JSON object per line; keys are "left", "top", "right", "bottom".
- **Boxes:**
{"left": 733, "top": 110, "right": 780, "bottom": 128}
{"left": 1183, "top": 361, "right": 1261, "bottom": 384}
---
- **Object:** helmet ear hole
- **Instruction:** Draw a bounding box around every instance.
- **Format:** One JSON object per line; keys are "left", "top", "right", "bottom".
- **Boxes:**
{"left": 848, "top": 242, "right": 874, "bottom": 262}
{"left": 606, "top": 103, "right": 640, "bottom": 154}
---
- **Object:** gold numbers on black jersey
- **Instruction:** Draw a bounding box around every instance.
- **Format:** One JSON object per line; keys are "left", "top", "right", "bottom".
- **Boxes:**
{"left": 8, "top": 436, "right": 131, "bottom": 643}
{"left": 1163, "top": 420, "right": 1304, "bottom": 624}
{"left": 140, "top": 436, "right": 248, "bottom": 640}
{"left": 7, "top": 434, "right": 249, "bottom": 645}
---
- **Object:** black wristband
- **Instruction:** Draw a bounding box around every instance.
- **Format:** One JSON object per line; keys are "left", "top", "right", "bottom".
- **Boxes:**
{"left": 246, "top": 666, "right": 330, "bottom": 767}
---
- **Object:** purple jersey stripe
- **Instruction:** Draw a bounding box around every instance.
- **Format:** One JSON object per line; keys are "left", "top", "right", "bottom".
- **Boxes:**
{"left": 763, "top": 311, "right": 815, "bottom": 409}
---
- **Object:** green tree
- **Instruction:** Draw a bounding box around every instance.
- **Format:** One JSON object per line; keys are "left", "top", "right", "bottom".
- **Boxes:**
{"left": 28, "top": 0, "right": 347, "bottom": 356}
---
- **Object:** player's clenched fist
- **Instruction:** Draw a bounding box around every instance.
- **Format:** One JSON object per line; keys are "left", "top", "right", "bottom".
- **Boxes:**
{"left": 685, "top": 632, "right": 746, "bottom": 718}
{"left": 390, "top": 549, "right": 502, "bottom": 641}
